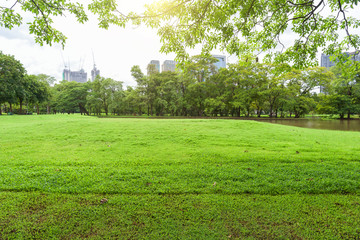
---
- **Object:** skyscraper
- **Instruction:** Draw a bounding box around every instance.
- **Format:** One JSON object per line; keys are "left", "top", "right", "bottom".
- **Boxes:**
{"left": 320, "top": 51, "right": 360, "bottom": 93}
{"left": 91, "top": 64, "right": 100, "bottom": 81}
{"left": 321, "top": 51, "right": 360, "bottom": 68}
{"left": 320, "top": 53, "right": 336, "bottom": 68}
{"left": 161, "top": 60, "right": 177, "bottom": 72}
{"left": 63, "top": 68, "right": 87, "bottom": 83}
{"left": 147, "top": 60, "right": 160, "bottom": 75}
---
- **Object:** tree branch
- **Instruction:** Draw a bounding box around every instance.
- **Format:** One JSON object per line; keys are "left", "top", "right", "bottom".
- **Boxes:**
{"left": 337, "top": 0, "right": 356, "bottom": 48}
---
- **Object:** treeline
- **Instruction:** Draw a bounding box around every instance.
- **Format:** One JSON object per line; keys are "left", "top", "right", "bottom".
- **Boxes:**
{"left": 0, "top": 52, "right": 54, "bottom": 115}
{"left": 1, "top": 54, "right": 360, "bottom": 118}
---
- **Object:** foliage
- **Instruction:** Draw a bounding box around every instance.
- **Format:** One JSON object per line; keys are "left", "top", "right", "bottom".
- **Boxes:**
{"left": 0, "top": 53, "right": 55, "bottom": 114}
{"left": 86, "top": 76, "right": 123, "bottom": 115}
{"left": 1, "top": 49, "right": 357, "bottom": 118}
{"left": 123, "top": 62, "right": 356, "bottom": 118}
{"left": 53, "top": 81, "right": 90, "bottom": 114}
{"left": 285, "top": 67, "right": 334, "bottom": 117}
{"left": 317, "top": 58, "right": 360, "bottom": 118}
{"left": 0, "top": 0, "right": 87, "bottom": 47}
{"left": 0, "top": 51, "right": 26, "bottom": 113}
{"left": 132, "top": 0, "right": 360, "bottom": 67}
{"left": 2, "top": 1, "right": 360, "bottom": 66}
{"left": 25, "top": 75, "right": 52, "bottom": 114}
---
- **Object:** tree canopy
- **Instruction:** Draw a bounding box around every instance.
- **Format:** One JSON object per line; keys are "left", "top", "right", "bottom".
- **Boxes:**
{"left": 2, "top": 54, "right": 359, "bottom": 118}
{"left": 0, "top": 51, "right": 26, "bottom": 112}
{"left": 0, "top": 1, "right": 87, "bottom": 47}
{"left": 1, "top": 0, "right": 359, "bottom": 67}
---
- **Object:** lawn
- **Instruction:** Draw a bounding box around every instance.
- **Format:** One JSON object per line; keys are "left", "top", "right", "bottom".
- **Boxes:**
{"left": 0, "top": 115, "right": 360, "bottom": 239}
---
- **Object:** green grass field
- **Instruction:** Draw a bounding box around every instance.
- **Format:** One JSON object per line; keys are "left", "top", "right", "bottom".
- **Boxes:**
{"left": 1, "top": 115, "right": 360, "bottom": 239}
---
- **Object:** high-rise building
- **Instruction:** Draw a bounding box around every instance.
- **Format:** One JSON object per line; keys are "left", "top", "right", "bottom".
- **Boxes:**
{"left": 162, "top": 60, "right": 177, "bottom": 72}
{"left": 320, "top": 51, "right": 360, "bottom": 93}
{"left": 320, "top": 53, "right": 336, "bottom": 68}
{"left": 212, "top": 55, "right": 227, "bottom": 71}
{"left": 91, "top": 64, "right": 100, "bottom": 81}
{"left": 147, "top": 60, "right": 160, "bottom": 75}
{"left": 347, "top": 51, "right": 360, "bottom": 62}
{"left": 63, "top": 68, "right": 87, "bottom": 83}
{"left": 321, "top": 51, "right": 360, "bottom": 68}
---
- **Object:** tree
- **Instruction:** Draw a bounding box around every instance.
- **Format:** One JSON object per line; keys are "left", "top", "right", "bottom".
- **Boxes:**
{"left": 317, "top": 93, "right": 354, "bottom": 118}
{"left": 129, "top": 0, "right": 360, "bottom": 67}
{"left": 123, "top": 86, "right": 145, "bottom": 116}
{"left": 264, "top": 64, "right": 292, "bottom": 118}
{"left": 222, "top": 61, "right": 267, "bottom": 117}
{"left": 1, "top": 1, "right": 87, "bottom": 47}
{"left": 181, "top": 55, "right": 217, "bottom": 116}
{"left": 320, "top": 58, "right": 360, "bottom": 118}
{"left": 285, "top": 67, "right": 333, "bottom": 117}
{"left": 34, "top": 74, "right": 56, "bottom": 113}
{"left": 53, "top": 81, "right": 89, "bottom": 114}
{"left": 204, "top": 70, "right": 228, "bottom": 116}
{"left": 35, "top": 74, "right": 56, "bottom": 86}
{"left": 108, "top": 87, "right": 125, "bottom": 115}
{"left": 87, "top": 76, "right": 123, "bottom": 115}
{"left": 25, "top": 75, "right": 51, "bottom": 114}
{"left": 0, "top": 52, "right": 26, "bottom": 114}
{"left": 3, "top": 1, "right": 359, "bottom": 66}
{"left": 130, "top": 65, "right": 154, "bottom": 116}
{"left": 154, "top": 71, "right": 181, "bottom": 116}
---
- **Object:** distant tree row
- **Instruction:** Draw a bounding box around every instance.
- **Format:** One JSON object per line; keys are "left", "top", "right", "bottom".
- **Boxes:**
{"left": 1, "top": 54, "right": 360, "bottom": 118}
{"left": 123, "top": 55, "right": 360, "bottom": 119}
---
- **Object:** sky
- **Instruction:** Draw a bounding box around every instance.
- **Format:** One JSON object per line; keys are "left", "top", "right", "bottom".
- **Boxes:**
{"left": 0, "top": 0, "right": 187, "bottom": 87}
{"left": 0, "top": 1, "right": 359, "bottom": 87}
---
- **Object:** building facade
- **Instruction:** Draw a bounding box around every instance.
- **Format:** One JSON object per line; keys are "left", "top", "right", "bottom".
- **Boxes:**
{"left": 147, "top": 60, "right": 160, "bottom": 75}
{"left": 320, "top": 51, "right": 360, "bottom": 92}
{"left": 320, "top": 53, "right": 336, "bottom": 68}
{"left": 348, "top": 51, "right": 360, "bottom": 62}
{"left": 162, "top": 60, "right": 177, "bottom": 72}
{"left": 212, "top": 55, "right": 227, "bottom": 71}
{"left": 63, "top": 69, "right": 88, "bottom": 83}
{"left": 91, "top": 64, "right": 100, "bottom": 81}
{"left": 321, "top": 51, "right": 360, "bottom": 68}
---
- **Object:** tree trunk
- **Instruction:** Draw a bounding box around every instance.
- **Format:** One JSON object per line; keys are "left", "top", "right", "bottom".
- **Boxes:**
{"left": 36, "top": 104, "right": 40, "bottom": 115}
{"left": 347, "top": 112, "right": 351, "bottom": 119}
{"left": 104, "top": 105, "right": 108, "bottom": 115}
{"left": 246, "top": 107, "right": 250, "bottom": 117}
{"left": 79, "top": 104, "right": 90, "bottom": 116}
{"left": 19, "top": 99, "right": 23, "bottom": 114}
{"left": 0, "top": 105, "right": 2, "bottom": 115}
{"left": 280, "top": 110, "right": 284, "bottom": 118}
